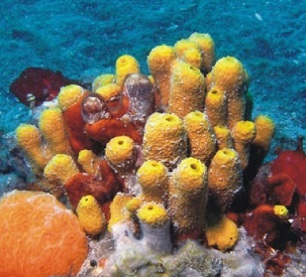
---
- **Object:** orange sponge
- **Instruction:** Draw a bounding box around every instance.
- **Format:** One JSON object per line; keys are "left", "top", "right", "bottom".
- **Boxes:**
{"left": 0, "top": 190, "right": 88, "bottom": 277}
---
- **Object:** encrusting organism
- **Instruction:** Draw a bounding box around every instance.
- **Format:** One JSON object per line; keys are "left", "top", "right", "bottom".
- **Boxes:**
{"left": 0, "top": 190, "right": 88, "bottom": 277}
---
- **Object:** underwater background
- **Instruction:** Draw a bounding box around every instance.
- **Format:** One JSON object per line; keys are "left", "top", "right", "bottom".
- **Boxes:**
{"left": 0, "top": 0, "right": 305, "bottom": 188}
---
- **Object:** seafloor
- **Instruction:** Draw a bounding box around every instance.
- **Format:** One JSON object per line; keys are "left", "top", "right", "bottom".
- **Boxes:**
{"left": 0, "top": 0, "right": 305, "bottom": 276}
{"left": 1, "top": 0, "right": 305, "bottom": 140}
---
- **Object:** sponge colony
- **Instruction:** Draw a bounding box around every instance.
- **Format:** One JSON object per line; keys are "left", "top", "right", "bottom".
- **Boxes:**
{"left": 0, "top": 190, "right": 88, "bottom": 277}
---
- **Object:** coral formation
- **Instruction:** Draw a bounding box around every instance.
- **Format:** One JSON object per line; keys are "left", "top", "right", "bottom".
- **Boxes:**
{"left": 0, "top": 190, "right": 88, "bottom": 277}
{"left": 11, "top": 31, "right": 302, "bottom": 276}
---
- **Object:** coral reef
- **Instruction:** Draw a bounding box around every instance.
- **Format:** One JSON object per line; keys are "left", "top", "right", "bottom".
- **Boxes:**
{"left": 6, "top": 32, "right": 304, "bottom": 276}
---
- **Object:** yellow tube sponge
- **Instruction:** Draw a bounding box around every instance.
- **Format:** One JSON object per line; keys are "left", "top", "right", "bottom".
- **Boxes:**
{"left": 208, "top": 148, "right": 242, "bottom": 212}
{"left": 58, "top": 84, "right": 86, "bottom": 112}
{"left": 108, "top": 193, "right": 133, "bottom": 232}
{"left": 76, "top": 195, "right": 106, "bottom": 236}
{"left": 205, "top": 88, "right": 226, "bottom": 127}
{"left": 274, "top": 205, "right": 288, "bottom": 218}
{"left": 77, "top": 149, "right": 100, "bottom": 176}
{"left": 137, "top": 202, "right": 169, "bottom": 227}
{"left": 169, "top": 157, "right": 208, "bottom": 237}
{"left": 44, "top": 154, "right": 79, "bottom": 188}
{"left": 105, "top": 135, "right": 136, "bottom": 174}
{"left": 137, "top": 160, "right": 169, "bottom": 205}
{"left": 252, "top": 115, "right": 275, "bottom": 152}
{"left": 205, "top": 71, "right": 213, "bottom": 91}
{"left": 174, "top": 39, "right": 202, "bottom": 69}
{"left": 143, "top": 112, "right": 187, "bottom": 169}
{"left": 15, "top": 124, "right": 52, "bottom": 172}
{"left": 92, "top": 73, "right": 116, "bottom": 92}
{"left": 189, "top": 32, "right": 215, "bottom": 74}
{"left": 183, "top": 111, "right": 216, "bottom": 165}
{"left": 168, "top": 59, "right": 205, "bottom": 117}
{"left": 96, "top": 83, "right": 121, "bottom": 102}
{"left": 39, "top": 108, "right": 72, "bottom": 155}
{"left": 137, "top": 202, "right": 172, "bottom": 253}
{"left": 212, "top": 56, "right": 248, "bottom": 129}
{"left": 213, "top": 125, "right": 233, "bottom": 150}
{"left": 147, "top": 45, "right": 176, "bottom": 107}
{"left": 126, "top": 197, "right": 143, "bottom": 214}
{"left": 115, "top": 54, "right": 140, "bottom": 87}
{"left": 205, "top": 215, "right": 239, "bottom": 252}
{"left": 232, "top": 120, "right": 256, "bottom": 169}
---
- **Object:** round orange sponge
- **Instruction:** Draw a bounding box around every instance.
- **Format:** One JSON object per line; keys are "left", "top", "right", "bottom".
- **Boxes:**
{"left": 0, "top": 190, "right": 88, "bottom": 277}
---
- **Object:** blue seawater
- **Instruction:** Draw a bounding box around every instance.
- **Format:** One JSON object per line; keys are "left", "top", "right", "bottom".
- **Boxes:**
{"left": 0, "top": 0, "right": 305, "bottom": 190}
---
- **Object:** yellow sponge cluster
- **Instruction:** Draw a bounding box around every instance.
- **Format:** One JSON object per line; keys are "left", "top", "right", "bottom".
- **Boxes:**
{"left": 12, "top": 32, "right": 278, "bottom": 256}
